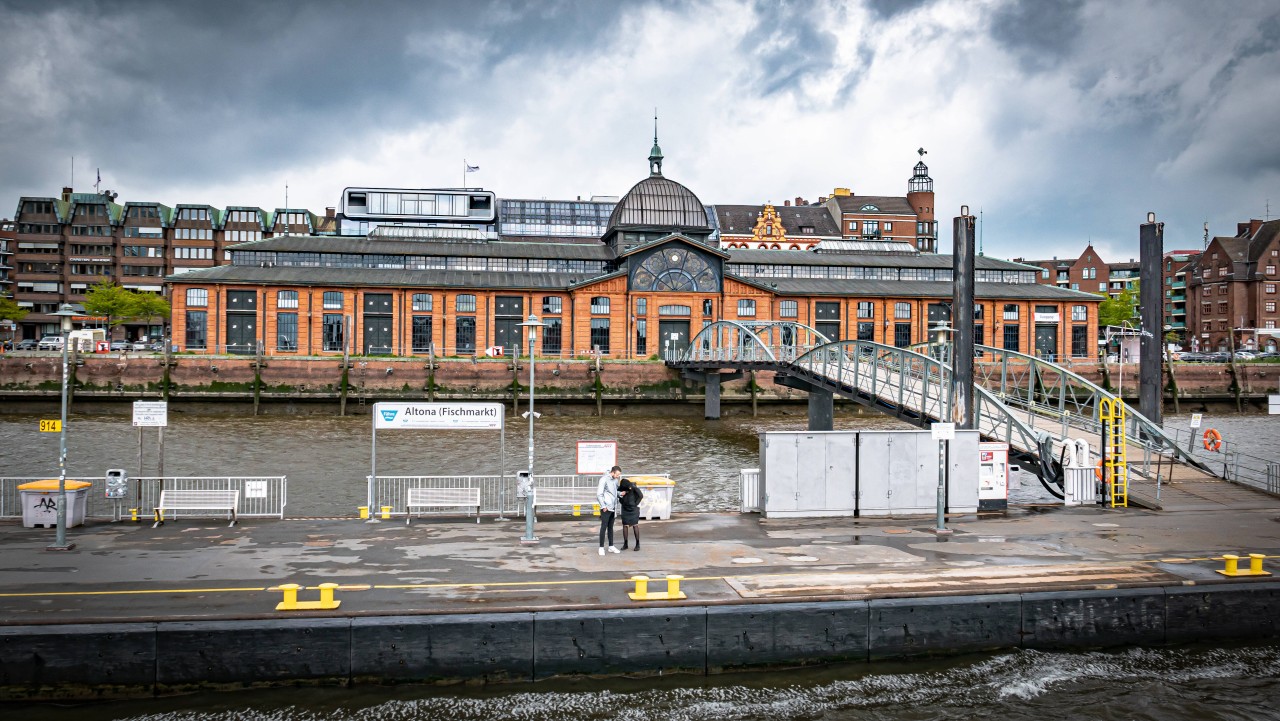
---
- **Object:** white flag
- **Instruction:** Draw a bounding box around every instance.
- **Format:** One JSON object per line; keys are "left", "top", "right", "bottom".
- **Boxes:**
{"left": 465, "top": 163, "right": 479, "bottom": 173}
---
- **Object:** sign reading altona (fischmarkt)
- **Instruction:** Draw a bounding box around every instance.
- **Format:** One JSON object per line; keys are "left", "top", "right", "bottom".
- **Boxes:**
{"left": 373, "top": 402, "right": 504, "bottom": 430}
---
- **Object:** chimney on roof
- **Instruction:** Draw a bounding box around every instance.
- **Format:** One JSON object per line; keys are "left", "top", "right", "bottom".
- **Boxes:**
{"left": 795, "top": 197, "right": 803, "bottom": 206}
{"left": 784, "top": 200, "right": 791, "bottom": 206}
{"left": 818, "top": 196, "right": 827, "bottom": 204}
{"left": 61, "top": 187, "right": 72, "bottom": 202}
{"left": 325, "top": 207, "right": 335, "bottom": 219}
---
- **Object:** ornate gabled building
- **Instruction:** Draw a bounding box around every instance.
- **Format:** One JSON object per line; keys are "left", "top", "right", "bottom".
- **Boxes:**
{"left": 163, "top": 142, "right": 1099, "bottom": 362}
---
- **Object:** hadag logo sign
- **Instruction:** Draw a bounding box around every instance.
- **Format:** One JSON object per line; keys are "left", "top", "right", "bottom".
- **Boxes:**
{"left": 373, "top": 402, "right": 504, "bottom": 430}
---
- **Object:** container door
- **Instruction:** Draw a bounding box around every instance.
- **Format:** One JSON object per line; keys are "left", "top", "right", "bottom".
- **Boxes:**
{"left": 857, "top": 432, "right": 892, "bottom": 515}
{"left": 762, "top": 434, "right": 798, "bottom": 514}
{"left": 795, "top": 434, "right": 827, "bottom": 511}
{"left": 824, "top": 433, "right": 857, "bottom": 513}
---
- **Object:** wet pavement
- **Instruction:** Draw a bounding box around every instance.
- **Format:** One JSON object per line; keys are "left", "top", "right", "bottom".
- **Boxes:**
{"left": 4, "top": 490, "right": 1280, "bottom": 625}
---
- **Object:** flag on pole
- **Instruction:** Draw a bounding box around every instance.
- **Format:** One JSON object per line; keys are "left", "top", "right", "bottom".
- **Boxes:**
{"left": 465, "top": 162, "right": 479, "bottom": 173}
{"left": 95, "top": 168, "right": 101, "bottom": 192}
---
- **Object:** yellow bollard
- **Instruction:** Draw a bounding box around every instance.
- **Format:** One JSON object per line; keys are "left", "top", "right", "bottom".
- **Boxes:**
{"left": 593, "top": 503, "right": 601, "bottom": 517}
{"left": 276, "top": 582, "right": 343, "bottom": 611}
{"left": 380, "top": 505, "right": 392, "bottom": 520}
{"left": 628, "top": 575, "right": 651, "bottom": 600}
{"left": 1250, "top": 553, "right": 1271, "bottom": 576}
{"left": 1220, "top": 554, "right": 1240, "bottom": 576}
{"left": 358, "top": 506, "right": 369, "bottom": 519}
{"left": 129, "top": 508, "right": 139, "bottom": 523}
{"left": 316, "top": 582, "right": 342, "bottom": 610}
{"left": 666, "top": 574, "right": 685, "bottom": 599}
{"left": 572, "top": 504, "right": 582, "bottom": 517}
{"left": 628, "top": 574, "right": 688, "bottom": 601}
{"left": 276, "top": 583, "right": 301, "bottom": 610}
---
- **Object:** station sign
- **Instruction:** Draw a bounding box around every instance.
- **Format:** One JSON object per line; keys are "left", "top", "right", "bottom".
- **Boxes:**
{"left": 373, "top": 402, "right": 504, "bottom": 430}
{"left": 132, "top": 400, "right": 168, "bottom": 427}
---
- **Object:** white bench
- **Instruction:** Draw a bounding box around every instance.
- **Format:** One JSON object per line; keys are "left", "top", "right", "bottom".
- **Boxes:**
{"left": 154, "top": 489, "right": 239, "bottom": 527}
{"left": 529, "top": 486, "right": 599, "bottom": 519}
{"left": 406, "top": 487, "right": 482, "bottom": 525}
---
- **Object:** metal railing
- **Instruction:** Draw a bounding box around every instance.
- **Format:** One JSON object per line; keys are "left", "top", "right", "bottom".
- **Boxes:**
{"left": 681, "top": 320, "right": 831, "bottom": 365}
{"left": 917, "top": 341, "right": 1209, "bottom": 474}
{"left": 0, "top": 476, "right": 287, "bottom": 520}
{"left": 1163, "top": 428, "right": 1280, "bottom": 492}
{"left": 369, "top": 472, "right": 670, "bottom": 518}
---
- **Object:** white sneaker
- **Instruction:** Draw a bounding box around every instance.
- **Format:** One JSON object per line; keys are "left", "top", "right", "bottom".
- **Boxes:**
{"left": 608, "top": 546, "right": 621, "bottom": 554}
{"left": 598, "top": 547, "right": 605, "bottom": 555}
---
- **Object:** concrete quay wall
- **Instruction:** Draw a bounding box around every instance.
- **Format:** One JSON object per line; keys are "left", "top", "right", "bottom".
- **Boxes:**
{"left": 3, "top": 582, "right": 1278, "bottom": 700}
{"left": 1, "top": 354, "right": 1276, "bottom": 410}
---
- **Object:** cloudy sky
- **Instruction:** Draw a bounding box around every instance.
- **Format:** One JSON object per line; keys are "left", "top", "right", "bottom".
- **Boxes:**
{"left": 3, "top": 0, "right": 1279, "bottom": 261}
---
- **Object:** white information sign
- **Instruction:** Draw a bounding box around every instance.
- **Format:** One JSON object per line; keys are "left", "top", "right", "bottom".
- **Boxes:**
{"left": 132, "top": 400, "right": 168, "bottom": 427}
{"left": 244, "top": 480, "right": 268, "bottom": 499}
{"left": 1189, "top": 413, "right": 1203, "bottom": 429}
{"left": 577, "top": 440, "right": 618, "bottom": 475}
{"left": 931, "top": 422, "right": 956, "bottom": 441}
{"left": 373, "top": 402, "right": 504, "bottom": 430}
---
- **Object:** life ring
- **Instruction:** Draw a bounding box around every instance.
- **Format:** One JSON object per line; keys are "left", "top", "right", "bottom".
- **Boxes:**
{"left": 1095, "top": 460, "right": 1106, "bottom": 483}
{"left": 1203, "top": 428, "right": 1223, "bottom": 452}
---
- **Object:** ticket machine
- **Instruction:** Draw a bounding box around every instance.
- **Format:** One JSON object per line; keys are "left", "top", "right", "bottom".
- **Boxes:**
{"left": 978, "top": 442, "right": 1009, "bottom": 511}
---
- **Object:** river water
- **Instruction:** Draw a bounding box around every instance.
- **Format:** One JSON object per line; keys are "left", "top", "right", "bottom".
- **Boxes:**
{"left": 2, "top": 407, "right": 1276, "bottom": 516}
{"left": 12, "top": 643, "right": 1280, "bottom": 720}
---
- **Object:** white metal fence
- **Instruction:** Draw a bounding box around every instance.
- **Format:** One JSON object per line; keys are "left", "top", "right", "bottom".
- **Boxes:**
{"left": 0, "top": 476, "right": 287, "bottom": 520}
{"left": 369, "top": 473, "right": 670, "bottom": 518}
{"left": 739, "top": 468, "right": 761, "bottom": 513}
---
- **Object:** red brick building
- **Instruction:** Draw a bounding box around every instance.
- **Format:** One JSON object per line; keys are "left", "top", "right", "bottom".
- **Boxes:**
{"left": 1186, "top": 219, "right": 1280, "bottom": 353}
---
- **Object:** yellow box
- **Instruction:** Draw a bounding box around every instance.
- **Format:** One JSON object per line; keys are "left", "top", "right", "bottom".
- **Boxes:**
{"left": 17, "top": 479, "right": 92, "bottom": 491}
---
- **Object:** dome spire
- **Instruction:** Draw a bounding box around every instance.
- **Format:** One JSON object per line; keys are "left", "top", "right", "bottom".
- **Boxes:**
{"left": 649, "top": 108, "right": 664, "bottom": 176}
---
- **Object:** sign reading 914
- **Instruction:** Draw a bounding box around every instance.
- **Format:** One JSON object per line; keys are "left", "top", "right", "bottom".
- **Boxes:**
{"left": 39, "top": 419, "right": 61, "bottom": 433}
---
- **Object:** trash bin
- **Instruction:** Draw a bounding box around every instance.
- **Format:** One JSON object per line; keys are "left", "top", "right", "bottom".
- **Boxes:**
{"left": 628, "top": 475, "right": 675, "bottom": 520}
{"left": 17, "top": 479, "right": 92, "bottom": 528}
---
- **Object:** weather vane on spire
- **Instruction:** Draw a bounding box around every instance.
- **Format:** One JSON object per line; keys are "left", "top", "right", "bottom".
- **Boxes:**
{"left": 918, "top": 147, "right": 927, "bottom": 157}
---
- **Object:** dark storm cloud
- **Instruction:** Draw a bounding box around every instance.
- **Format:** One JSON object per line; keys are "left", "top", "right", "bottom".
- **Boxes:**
{"left": 0, "top": 0, "right": 632, "bottom": 206}
{"left": 863, "top": 0, "right": 932, "bottom": 20}
{"left": 988, "top": 0, "right": 1084, "bottom": 73}
{"left": 737, "top": 0, "right": 841, "bottom": 96}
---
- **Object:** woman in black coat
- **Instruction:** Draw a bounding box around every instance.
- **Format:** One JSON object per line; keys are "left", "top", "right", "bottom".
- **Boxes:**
{"left": 617, "top": 478, "right": 645, "bottom": 551}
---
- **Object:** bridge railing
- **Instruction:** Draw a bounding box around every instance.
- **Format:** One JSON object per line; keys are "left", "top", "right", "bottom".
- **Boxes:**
{"left": 917, "top": 342, "right": 1207, "bottom": 472}
{"left": 790, "top": 341, "right": 1049, "bottom": 467}
{"left": 680, "top": 320, "right": 831, "bottom": 365}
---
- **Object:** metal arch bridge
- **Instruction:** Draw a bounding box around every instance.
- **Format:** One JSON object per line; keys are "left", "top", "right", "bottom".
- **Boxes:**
{"left": 670, "top": 320, "right": 1063, "bottom": 494}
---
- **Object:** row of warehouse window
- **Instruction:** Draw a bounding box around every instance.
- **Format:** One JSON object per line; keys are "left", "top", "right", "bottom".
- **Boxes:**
{"left": 232, "top": 251, "right": 607, "bottom": 274}
{"left": 727, "top": 263, "right": 1038, "bottom": 283}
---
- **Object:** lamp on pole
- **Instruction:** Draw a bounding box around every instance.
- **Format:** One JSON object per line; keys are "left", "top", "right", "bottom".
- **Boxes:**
{"left": 518, "top": 313, "right": 546, "bottom": 544}
{"left": 48, "top": 303, "right": 82, "bottom": 551}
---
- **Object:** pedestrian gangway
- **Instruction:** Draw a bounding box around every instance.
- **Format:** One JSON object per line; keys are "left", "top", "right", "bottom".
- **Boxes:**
{"left": 914, "top": 342, "right": 1218, "bottom": 482}
{"left": 670, "top": 321, "right": 1064, "bottom": 495}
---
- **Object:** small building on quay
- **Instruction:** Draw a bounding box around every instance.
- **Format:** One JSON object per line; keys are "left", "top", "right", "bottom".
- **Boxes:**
{"left": 165, "top": 145, "right": 1100, "bottom": 361}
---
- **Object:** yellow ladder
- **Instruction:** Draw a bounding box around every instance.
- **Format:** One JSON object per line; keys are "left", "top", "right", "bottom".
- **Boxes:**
{"left": 1099, "top": 397, "right": 1128, "bottom": 508}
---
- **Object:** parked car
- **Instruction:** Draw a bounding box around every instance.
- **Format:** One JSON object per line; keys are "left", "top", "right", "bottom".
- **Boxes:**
{"left": 36, "top": 336, "right": 64, "bottom": 351}
{"left": 1175, "top": 352, "right": 1206, "bottom": 363}
{"left": 15, "top": 338, "right": 38, "bottom": 351}
{"left": 109, "top": 340, "right": 130, "bottom": 352}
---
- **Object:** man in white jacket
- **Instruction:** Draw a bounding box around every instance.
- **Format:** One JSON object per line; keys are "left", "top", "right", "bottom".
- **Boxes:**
{"left": 596, "top": 465, "right": 622, "bottom": 555}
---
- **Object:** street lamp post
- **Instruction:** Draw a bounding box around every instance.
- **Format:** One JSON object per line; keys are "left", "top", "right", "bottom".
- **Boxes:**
{"left": 518, "top": 313, "right": 546, "bottom": 544}
{"left": 48, "top": 303, "right": 81, "bottom": 551}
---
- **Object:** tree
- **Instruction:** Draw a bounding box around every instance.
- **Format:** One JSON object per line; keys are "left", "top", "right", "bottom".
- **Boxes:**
{"left": 0, "top": 296, "right": 28, "bottom": 324}
{"left": 1097, "top": 282, "right": 1139, "bottom": 329}
{"left": 0, "top": 296, "right": 27, "bottom": 345}
{"left": 81, "top": 278, "right": 170, "bottom": 335}
{"left": 132, "top": 292, "right": 171, "bottom": 336}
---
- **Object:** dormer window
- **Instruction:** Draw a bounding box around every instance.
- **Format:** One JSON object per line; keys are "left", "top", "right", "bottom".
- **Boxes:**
{"left": 859, "top": 204, "right": 880, "bottom": 212}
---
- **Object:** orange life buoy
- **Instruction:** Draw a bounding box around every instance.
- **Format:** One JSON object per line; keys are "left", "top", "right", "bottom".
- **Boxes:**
{"left": 1095, "top": 460, "right": 1105, "bottom": 483}
{"left": 1203, "top": 428, "right": 1223, "bottom": 452}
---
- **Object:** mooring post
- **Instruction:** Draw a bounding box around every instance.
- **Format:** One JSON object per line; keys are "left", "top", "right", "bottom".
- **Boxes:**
{"left": 1139, "top": 213, "right": 1164, "bottom": 425}
{"left": 952, "top": 206, "right": 975, "bottom": 429}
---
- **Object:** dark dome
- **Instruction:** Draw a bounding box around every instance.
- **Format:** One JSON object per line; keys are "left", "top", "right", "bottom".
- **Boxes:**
{"left": 606, "top": 175, "right": 709, "bottom": 231}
